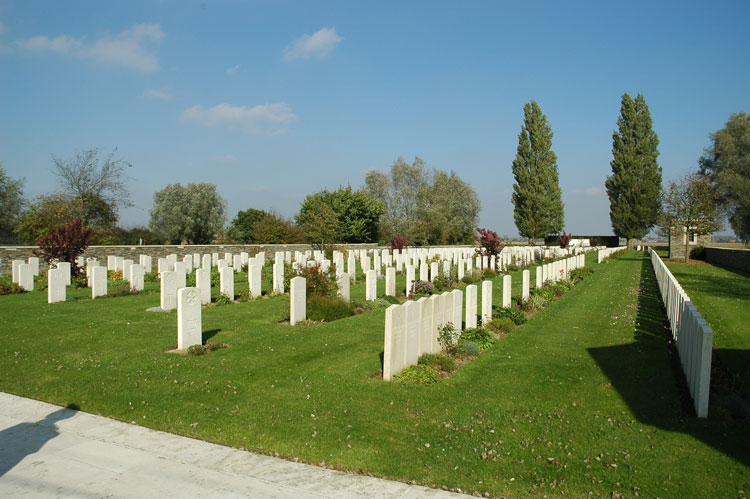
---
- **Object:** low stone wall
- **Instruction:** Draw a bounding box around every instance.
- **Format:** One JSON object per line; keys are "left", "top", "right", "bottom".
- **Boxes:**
{"left": 704, "top": 246, "right": 750, "bottom": 274}
{"left": 0, "top": 243, "right": 378, "bottom": 275}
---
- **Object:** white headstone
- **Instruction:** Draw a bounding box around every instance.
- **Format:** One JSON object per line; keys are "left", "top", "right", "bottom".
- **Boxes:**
{"left": 195, "top": 267, "right": 211, "bottom": 304}
{"left": 28, "top": 257, "right": 39, "bottom": 276}
{"left": 130, "top": 264, "right": 144, "bottom": 292}
{"left": 160, "top": 271, "right": 178, "bottom": 311}
{"left": 108, "top": 255, "right": 118, "bottom": 271}
{"left": 430, "top": 262, "right": 439, "bottom": 282}
{"left": 91, "top": 266, "right": 107, "bottom": 298}
{"left": 273, "top": 262, "right": 284, "bottom": 293}
{"left": 481, "top": 280, "right": 493, "bottom": 326}
{"left": 383, "top": 304, "right": 406, "bottom": 381}
{"left": 429, "top": 294, "right": 443, "bottom": 353}
{"left": 417, "top": 297, "right": 433, "bottom": 355}
{"left": 404, "top": 301, "right": 420, "bottom": 367}
{"left": 419, "top": 262, "right": 429, "bottom": 282}
{"left": 47, "top": 268, "right": 66, "bottom": 303}
{"left": 158, "top": 258, "right": 169, "bottom": 274}
{"left": 233, "top": 254, "right": 242, "bottom": 272}
{"left": 177, "top": 287, "right": 202, "bottom": 350}
{"left": 535, "top": 266, "right": 542, "bottom": 288}
{"left": 18, "top": 264, "right": 33, "bottom": 291}
{"left": 465, "top": 284, "right": 477, "bottom": 329}
{"left": 56, "top": 262, "right": 71, "bottom": 286}
{"left": 406, "top": 265, "right": 416, "bottom": 296}
{"left": 290, "top": 276, "right": 306, "bottom": 325}
{"left": 451, "top": 289, "right": 463, "bottom": 332}
{"left": 522, "top": 270, "right": 530, "bottom": 301}
{"left": 385, "top": 267, "right": 396, "bottom": 296}
{"left": 174, "top": 262, "right": 187, "bottom": 290}
{"left": 220, "top": 267, "right": 234, "bottom": 300}
{"left": 12, "top": 259, "right": 24, "bottom": 283}
{"left": 140, "top": 255, "right": 153, "bottom": 274}
{"left": 248, "top": 264, "right": 262, "bottom": 299}
{"left": 122, "top": 259, "right": 134, "bottom": 282}
{"left": 183, "top": 255, "right": 194, "bottom": 273}
{"left": 502, "top": 274, "right": 512, "bottom": 308}
{"left": 202, "top": 254, "right": 211, "bottom": 269}
{"left": 337, "top": 272, "right": 350, "bottom": 302}
{"left": 365, "top": 269, "right": 377, "bottom": 301}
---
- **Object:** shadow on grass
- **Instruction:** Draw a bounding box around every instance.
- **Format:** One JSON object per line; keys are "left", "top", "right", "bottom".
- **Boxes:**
{"left": 202, "top": 329, "right": 221, "bottom": 343}
{"left": 588, "top": 254, "right": 750, "bottom": 468}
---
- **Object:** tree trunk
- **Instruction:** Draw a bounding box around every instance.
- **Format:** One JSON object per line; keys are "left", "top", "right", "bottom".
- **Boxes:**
{"left": 626, "top": 238, "right": 635, "bottom": 249}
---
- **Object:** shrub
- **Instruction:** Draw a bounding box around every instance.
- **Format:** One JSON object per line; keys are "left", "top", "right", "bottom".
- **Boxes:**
{"left": 418, "top": 353, "right": 456, "bottom": 373}
{"left": 474, "top": 227, "right": 503, "bottom": 257}
{"left": 411, "top": 280, "right": 435, "bottom": 296}
{"left": 433, "top": 273, "right": 457, "bottom": 292}
{"left": 481, "top": 268, "right": 497, "bottom": 279}
{"left": 559, "top": 230, "right": 572, "bottom": 249}
{"left": 284, "top": 264, "right": 337, "bottom": 297}
{"left": 496, "top": 306, "right": 527, "bottom": 325}
{"left": 307, "top": 295, "right": 355, "bottom": 322}
{"left": 520, "top": 293, "right": 546, "bottom": 312}
{"left": 72, "top": 275, "right": 88, "bottom": 288}
{"left": 107, "top": 283, "right": 140, "bottom": 297}
{"left": 460, "top": 327, "right": 496, "bottom": 350}
{"left": 488, "top": 318, "right": 515, "bottom": 334}
{"left": 352, "top": 298, "right": 391, "bottom": 312}
{"left": 382, "top": 295, "right": 401, "bottom": 304}
{"left": 108, "top": 270, "right": 124, "bottom": 281}
{"left": 461, "top": 273, "right": 480, "bottom": 284}
{"left": 390, "top": 234, "right": 409, "bottom": 251}
{"left": 569, "top": 266, "right": 593, "bottom": 282}
{"left": 531, "top": 286, "right": 556, "bottom": 302}
{"left": 690, "top": 246, "right": 706, "bottom": 260}
{"left": 393, "top": 365, "right": 441, "bottom": 385}
{"left": 214, "top": 293, "right": 233, "bottom": 305}
{"left": 457, "top": 340, "right": 480, "bottom": 357}
{"left": 34, "top": 217, "right": 91, "bottom": 277}
{"left": 437, "top": 323, "right": 460, "bottom": 355}
{"left": 188, "top": 341, "right": 228, "bottom": 355}
{"left": 0, "top": 280, "right": 27, "bottom": 295}
{"left": 144, "top": 271, "right": 159, "bottom": 283}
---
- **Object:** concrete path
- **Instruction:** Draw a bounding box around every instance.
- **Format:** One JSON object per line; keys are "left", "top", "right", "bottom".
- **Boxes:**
{"left": 0, "top": 392, "right": 467, "bottom": 498}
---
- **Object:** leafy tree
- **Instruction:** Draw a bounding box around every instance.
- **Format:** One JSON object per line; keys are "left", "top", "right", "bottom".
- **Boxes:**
{"left": 658, "top": 171, "right": 723, "bottom": 262}
{"left": 51, "top": 148, "right": 132, "bottom": 226}
{"left": 511, "top": 101, "right": 564, "bottom": 244}
{"left": 699, "top": 111, "right": 750, "bottom": 243}
{"left": 251, "top": 210, "right": 305, "bottom": 244}
{"left": 364, "top": 157, "right": 480, "bottom": 244}
{"left": 0, "top": 161, "right": 25, "bottom": 241}
{"left": 605, "top": 93, "right": 662, "bottom": 248}
{"left": 296, "top": 186, "right": 383, "bottom": 245}
{"left": 15, "top": 194, "right": 88, "bottom": 244}
{"left": 34, "top": 217, "right": 91, "bottom": 276}
{"left": 228, "top": 208, "right": 267, "bottom": 243}
{"left": 149, "top": 183, "right": 227, "bottom": 244}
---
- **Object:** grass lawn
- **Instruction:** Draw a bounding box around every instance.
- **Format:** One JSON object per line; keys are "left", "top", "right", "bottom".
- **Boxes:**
{"left": 1, "top": 252, "right": 747, "bottom": 497}
{"left": 666, "top": 260, "right": 750, "bottom": 399}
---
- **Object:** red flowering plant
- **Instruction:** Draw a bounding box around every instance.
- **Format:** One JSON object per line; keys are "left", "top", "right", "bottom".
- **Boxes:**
{"left": 474, "top": 227, "right": 503, "bottom": 257}
{"left": 389, "top": 234, "right": 409, "bottom": 251}
{"left": 34, "top": 218, "right": 92, "bottom": 277}
{"left": 558, "top": 231, "right": 572, "bottom": 249}
{"left": 283, "top": 263, "right": 337, "bottom": 297}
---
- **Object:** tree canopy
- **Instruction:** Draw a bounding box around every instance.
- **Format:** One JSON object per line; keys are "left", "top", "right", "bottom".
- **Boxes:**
{"left": 605, "top": 93, "right": 662, "bottom": 247}
{"left": 228, "top": 208, "right": 267, "bottom": 243}
{"left": 658, "top": 171, "right": 723, "bottom": 262}
{"left": 0, "top": 161, "right": 25, "bottom": 242}
{"left": 149, "top": 183, "right": 227, "bottom": 244}
{"left": 511, "top": 101, "right": 564, "bottom": 243}
{"left": 296, "top": 186, "right": 383, "bottom": 245}
{"left": 699, "top": 111, "right": 750, "bottom": 243}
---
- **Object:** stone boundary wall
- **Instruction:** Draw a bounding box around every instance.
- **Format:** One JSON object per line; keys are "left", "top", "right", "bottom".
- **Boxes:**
{"left": 0, "top": 243, "right": 379, "bottom": 275}
{"left": 704, "top": 246, "right": 750, "bottom": 274}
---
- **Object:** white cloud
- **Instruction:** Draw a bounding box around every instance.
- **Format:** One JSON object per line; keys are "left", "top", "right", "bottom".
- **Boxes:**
{"left": 143, "top": 88, "right": 171, "bottom": 100}
{"left": 283, "top": 27, "right": 341, "bottom": 61}
{"left": 584, "top": 186, "right": 606, "bottom": 198}
{"left": 226, "top": 64, "right": 240, "bottom": 76}
{"left": 180, "top": 102, "right": 296, "bottom": 134}
{"left": 14, "top": 23, "right": 164, "bottom": 72}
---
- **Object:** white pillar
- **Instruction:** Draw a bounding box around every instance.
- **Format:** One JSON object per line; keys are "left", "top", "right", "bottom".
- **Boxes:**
{"left": 535, "top": 266, "right": 542, "bottom": 288}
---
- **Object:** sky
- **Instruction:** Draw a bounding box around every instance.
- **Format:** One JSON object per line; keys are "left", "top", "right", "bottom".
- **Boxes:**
{"left": 1, "top": 0, "right": 748, "bottom": 238}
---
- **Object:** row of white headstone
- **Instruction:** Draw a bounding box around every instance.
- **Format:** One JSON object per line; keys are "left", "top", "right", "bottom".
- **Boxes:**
{"left": 597, "top": 246, "right": 627, "bottom": 263}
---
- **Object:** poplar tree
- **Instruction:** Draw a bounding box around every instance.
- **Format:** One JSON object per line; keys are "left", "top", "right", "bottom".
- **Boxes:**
{"left": 511, "top": 101, "right": 564, "bottom": 244}
{"left": 606, "top": 93, "right": 662, "bottom": 248}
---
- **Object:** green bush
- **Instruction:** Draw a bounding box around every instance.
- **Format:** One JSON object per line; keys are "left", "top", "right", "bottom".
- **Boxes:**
{"left": 569, "top": 266, "right": 594, "bottom": 282}
{"left": 496, "top": 306, "right": 527, "bottom": 325}
{"left": 382, "top": 295, "right": 401, "bottom": 304}
{"left": 531, "top": 285, "right": 556, "bottom": 302}
{"left": 352, "top": 298, "right": 391, "bottom": 312}
{"left": 284, "top": 264, "right": 337, "bottom": 297}
{"left": 457, "top": 340, "right": 480, "bottom": 357}
{"left": 481, "top": 268, "right": 497, "bottom": 279}
{"left": 144, "top": 271, "right": 160, "bottom": 283}
{"left": 521, "top": 293, "right": 546, "bottom": 312}
{"left": 108, "top": 270, "right": 124, "bottom": 281}
{"left": 214, "top": 293, "right": 233, "bottom": 305}
{"left": 188, "top": 341, "right": 228, "bottom": 355}
{"left": 72, "top": 275, "right": 88, "bottom": 288}
{"left": 393, "top": 364, "right": 441, "bottom": 385}
{"left": 437, "top": 323, "right": 460, "bottom": 355}
{"left": 461, "top": 274, "right": 480, "bottom": 284}
{"left": 307, "top": 295, "right": 355, "bottom": 322}
{"left": 460, "top": 327, "right": 496, "bottom": 350}
{"left": 107, "top": 283, "right": 140, "bottom": 297}
{"left": 0, "top": 280, "right": 27, "bottom": 295}
{"left": 418, "top": 353, "right": 456, "bottom": 373}
{"left": 488, "top": 317, "right": 516, "bottom": 334}
{"left": 690, "top": 246, "right": 706, "bottom": 260}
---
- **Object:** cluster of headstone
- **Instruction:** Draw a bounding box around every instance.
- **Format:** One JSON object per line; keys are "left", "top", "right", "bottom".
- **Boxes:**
{"left": 9, "top": 256, "right": 40, "bottom": 293}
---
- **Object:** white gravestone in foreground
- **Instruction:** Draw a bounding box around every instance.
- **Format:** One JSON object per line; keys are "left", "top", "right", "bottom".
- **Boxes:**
{"left": 481, "top": 280, "right": 493, "bottom": 326}
{"left": 365, "top": 269, "right": 377, "bottom": 301}
{"left": 248, "top": 264, "right": 262, "bottom": 299}
{"left": 195, "top": 267, "right": 211, "bottom": 304}
{"left": 465, "top": 284, "right": 477, "bottom": 329}
{"left": 383, "top": 304, "right": 406, "bottom": 381}
{"left": 429, "top": 294, "right": 443, "bottom": 353}
{"left": 18, "top": 264, "right": 34, "bottom": 291}
{"left": 130, "top": 264, "right": 144, "bottom": 292}
{"left": 337, "top": 272, "right": 350, "bottom": 302}
{"left": 177, "top": 287, "right": 202, "bottom": 350}
{"left": 502, "top": 275, "right": 512, "bottom": 308}
{"left": 47, "top": 268, "right": 66, "bottom": 303}
{"left": 290, "top": 276, "right": 306, "bottom": 325}
{"left": 91, "top": 266, "right": 107, "bottom": 298}
{"left": 522, "top": 270, "right": 530, "bottom": 301}
{"left": 160, "top": 271, "right": 178, "bottom": 311}
{"left": 220, "top": 267, "right": 234, "bottom": 300}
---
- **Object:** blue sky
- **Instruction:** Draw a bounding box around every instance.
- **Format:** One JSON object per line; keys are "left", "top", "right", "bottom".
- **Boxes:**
{"left": 1, "top": 0, "right": 748, "bottom": 238}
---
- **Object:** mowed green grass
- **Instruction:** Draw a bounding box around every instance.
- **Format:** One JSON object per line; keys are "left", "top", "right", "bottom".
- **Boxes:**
{"left": 667, "top": 260, "right": 750, "bottom": 397}
{"left": 1, "top": 253, "right": 747, "bottom": 497}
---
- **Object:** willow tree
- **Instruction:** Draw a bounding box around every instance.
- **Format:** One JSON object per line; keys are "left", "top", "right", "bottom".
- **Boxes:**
{"left": 511, "top": 101, "right": 564, "bottom": 244}
{"left": 606, "top": 93, "right": 662, "bottom": 248}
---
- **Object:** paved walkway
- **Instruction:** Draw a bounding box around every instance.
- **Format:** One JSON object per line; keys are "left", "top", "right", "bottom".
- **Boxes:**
{"left": 0, "top": 392, "right": 467, "bottom": 498}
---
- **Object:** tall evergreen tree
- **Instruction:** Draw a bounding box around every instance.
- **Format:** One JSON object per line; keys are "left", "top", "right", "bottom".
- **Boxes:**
{"left": 511, "top": 101, "right": 564, "bottom": 244}
{"left": 606, "top": 93, "right": 662, "bottom": 247}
